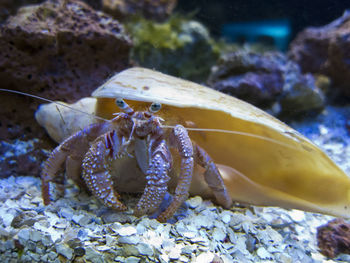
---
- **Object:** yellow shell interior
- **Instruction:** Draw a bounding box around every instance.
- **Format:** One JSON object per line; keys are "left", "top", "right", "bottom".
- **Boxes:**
{"left": 92, "top": 67, "right": 350, "bottom": 218}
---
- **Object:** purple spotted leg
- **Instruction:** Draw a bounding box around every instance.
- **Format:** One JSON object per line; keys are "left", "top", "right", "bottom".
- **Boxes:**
{"left": 157, "top": 125, "right": 194, "bottom": 222}
{"left": 134, "top": 126, "right": 172, "bottom": 216}
{"left": 82, "top": 131, "right": 127, "bottom": 211}
{"left": 193, "top": 143, "right": 232, "bottom": 209}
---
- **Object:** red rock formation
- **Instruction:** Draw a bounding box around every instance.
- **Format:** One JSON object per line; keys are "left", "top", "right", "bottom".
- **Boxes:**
{"left": 0, "top": 0, "right": 131, "bottom": 178}
{"left": 317, "top": 218, "right": 350, "bottom": 258}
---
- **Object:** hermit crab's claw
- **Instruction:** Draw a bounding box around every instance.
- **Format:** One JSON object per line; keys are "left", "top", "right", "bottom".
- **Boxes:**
{"left": 41, "top": 121, "right": 116, "bottom": 205}
{"left": 82, "top": 131, "right": 127, "bottom": 211}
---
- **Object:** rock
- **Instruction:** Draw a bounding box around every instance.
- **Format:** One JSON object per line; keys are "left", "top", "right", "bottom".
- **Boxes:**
{"left": 105, "top": 234, "right": 116, "bottom": 246}
{"left": 194, "top": 252, "right": 215, "bottom": 263}
{"left": 95, "top": 245, "right": 111, "bottom": 252}
{"left": 212, "top": 227, "right": 226, "bottom": 241}
{"left": 115, "top": 225, "right": 137, "bottom": 236}
{"left": 74, "top": 247, "right": 85, "bottom": 257}
{"left": 102, "top": 0, "right": 177, "bottom": 22}
{"left": 59, "top": 208, "right": 75, "bottom": 221}
{"left": 289, "top": 210, "right": 306, "bottom": 223}
{"left": 118, "top": 236, "right": 140, "bottom": 245}
{"left": 289, "top": 11, "right": 350, "bottom": 97}
{"left": 101, "top": 210, "right": 136, "bottom": 224}
{"left": 186, "top": 196, "right": 202, "bottom": 209}
{"left": 279, "top": 62, "right": 325, "bottom": 118}
{"left": 125, "top": 256, "right": 141, "bottom": 263}
{"left": 55, "top": 243, "right": 74, "bottom": 260}
{"left": 136, "top": 242, "right": 154, "bottom": 256}
{"left": 168, "top": 246, "right": 181, "bottom": 260}
{"left": 72, "top": 214, "right": 92, "bottom": 226}
{"left": 257, "top": 247, "right": 272, "bottom": 259}
{"left": 85, "top": 247, "right": 103, "bottom": 263}
{"left": 11, "top": 211, "right": 42, "bottom": 228}
{"left": 0, "top": 139, "right": 44, "bottom": 179}
{"left": 220, "top": 211, "right": 231, "bottom": 224}
{"left": 208, "top": 51, "right": 285, "bottom": 107}
{"left": 208, "top": 51, "right": 325, "bottom": 118}
{"left": 17, "top": 228, "right": 30, "bottom": 244}
{"left": 317, "top": 218, "right": 350, "bottom": 258}
{"left": 30, "top": 229, "right": 43, "bottom": 242}
{"left": 0, "top": 0, "right": 131, "bottom": 177}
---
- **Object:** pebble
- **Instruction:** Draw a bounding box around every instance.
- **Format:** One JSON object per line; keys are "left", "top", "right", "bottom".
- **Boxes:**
{"left": 17, "top": 228, "right": 30, "bottom": 243}
{"left": 212, "top": 227, "right": 226, "bottom": 241}
{"left": 105, "top": 234, "right": 116, "bottom": 246}
{"left": 289, "top": 209, "right": 306, "bottom": 222}
{"left": 115, "top": 225, "right": 137, "bottom": 236}
{"left": 257, "top": 247, "right": 272, "bottom": 259}
{"left": 74, "top": 247, "right": 86, "bottom": 256}
{"left": 136, "top": 242, "right": 153, "bottom": 256}
{"left": 168, "top": 246, "right": 182, "bottom": 260}
{"left": 96, "top": 245, "right": 111, "bottom": 252}
{"left": 84, "top": 247, "right": 103, "bottom": 263}
{"left": 195, "top": 252, "right": 215, "bottom": 263}
{"left": 118, "top": 235, "right": 140, "bottom": 245}
{"left": 55, "top": 243, "right": 73, "bottom": 260}
{"left": 220, "top": 211, "right": 232, "bottom": 224}
{"left": 125, "top": 256, "right": 140, "bottom": 263}
{"left": 186, "top": 196, "right": 202, "bottom": 208}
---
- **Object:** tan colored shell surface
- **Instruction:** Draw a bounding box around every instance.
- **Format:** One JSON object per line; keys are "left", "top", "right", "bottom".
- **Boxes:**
{"left": 91, "top": 67, "right": 350, "bottom": 218}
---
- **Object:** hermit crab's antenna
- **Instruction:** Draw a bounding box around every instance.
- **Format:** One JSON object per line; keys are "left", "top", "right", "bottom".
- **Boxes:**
{"left": 0, "top": 88, "right": 299, "bottom": 151}
{"left": 0, "top": 89, "right": 108, "bottom": 122}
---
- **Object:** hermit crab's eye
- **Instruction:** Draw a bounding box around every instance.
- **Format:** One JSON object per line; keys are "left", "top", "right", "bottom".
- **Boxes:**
{"left": 149, "top": 102, "right": 161, "bottom": 113}
{"left": 115, "top": 98, "right": 126, "bottom": 109}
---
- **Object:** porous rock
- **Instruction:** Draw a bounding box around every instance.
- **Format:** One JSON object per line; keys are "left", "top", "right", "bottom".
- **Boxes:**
{"left": 289, "top": 10, "right": 350, "bottom": 97}
{"left": 208, "top": 51, "right": 325, "bottom": 118}
{"left": 0, "top": 0, "right": 131, "bottom": 178}
{"left": 317, "top": 218, "right": 350, "bottom": 258}
{"left": 0, "top": 0, "right": 43, "bottom": 23}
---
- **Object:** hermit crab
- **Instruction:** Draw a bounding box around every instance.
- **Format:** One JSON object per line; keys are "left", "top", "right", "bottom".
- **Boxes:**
{"left": 35, "top": 67, "right": 350, "bottom": 220}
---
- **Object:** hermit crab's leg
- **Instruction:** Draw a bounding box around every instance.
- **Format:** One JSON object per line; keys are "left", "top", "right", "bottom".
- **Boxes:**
{"left": 41, "top": 122, "right": 112, "bottom": 205}
{"left": 134, "top": 127, "right": 172, "bottom": 216}
{"left": 193, "top": 144, "right": 232, "bottom": 209}
{"left": 157, "top": 125, "right": 194, "bottom": 222}
{"left": 82, "top": 131, "right": 127, "bottom": 211}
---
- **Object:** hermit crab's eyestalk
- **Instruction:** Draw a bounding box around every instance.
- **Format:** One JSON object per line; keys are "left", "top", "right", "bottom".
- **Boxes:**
{"left": 115, "top": 98, "right": 126, "bottom": 109}
{"left": 149, "top": 102, "right": 161, "bottom": 113}
{"left": 115, "top": 98, "right": 133, "bottom": 114}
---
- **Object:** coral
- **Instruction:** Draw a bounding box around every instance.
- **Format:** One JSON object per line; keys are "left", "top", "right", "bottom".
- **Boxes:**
{"left": 289, "top": 10, "right": 350, "bottom": 97}
{"left": 127, "top": 16, "right": 219, "bottom": 82}
{"left": 317, "top": 218, "right": 350, "bottom": 258}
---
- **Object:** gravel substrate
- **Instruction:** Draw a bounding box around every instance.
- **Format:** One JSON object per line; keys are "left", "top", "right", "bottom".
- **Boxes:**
{"left": 1, "top": 106, "right": 350, "bottom": 263}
